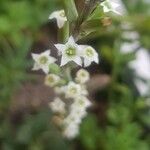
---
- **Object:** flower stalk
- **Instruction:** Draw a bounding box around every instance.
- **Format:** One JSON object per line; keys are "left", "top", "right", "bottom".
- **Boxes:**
{"left": 31, "top": 0, "right": 121, "bottom": 139}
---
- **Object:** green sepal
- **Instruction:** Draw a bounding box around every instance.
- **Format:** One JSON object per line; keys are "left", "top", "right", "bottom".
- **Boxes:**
{"left": 49, "top": 63, "right": 61, "bottom": 75}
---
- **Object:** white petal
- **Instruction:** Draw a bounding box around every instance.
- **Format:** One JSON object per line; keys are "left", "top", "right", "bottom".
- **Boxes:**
{"left": 31, "top": 53, "right": 39, "bottom": 61}
{"left": 42, "top": 66, "right": 49, "bottom": 74}
{"left": 73, "top": 56, "right": 82, "bottom": 66}
{"left": 49, "top": 11, "right": 58, "bottom": 19}
{"left": 48, "top": 56, "right": 57, "bottom": 63}
{"left": 54, "top": 44, "right": 66, "bottom": 55}
{"left": 84, "top": 59, "right": 91, "bottom": 67}
{"left": 111, "top": 1, "right": 120, "bottom": 9}
{"left": 113, "top": 9, "right": 122, "bottom": 15}
{"left": 94, "top": 54, "right": 99, "bottom": 63}
{"left": 103, "top": 6, "right": 110, "bottom": 13}
{"left": 57, "top": 18, "right": 66, "bottom": 28}
{"left": 67, "top": 36, "right": 76, "bottom": 46}
{"left": 78, "top": 45, "right": 88, "bottom": 55}
{"left": 32, "top": 63, "right": 40, "bottom": 70}
{"left": 60, "top": 56, "right": 69, "bottom": 66}
{"left": 42, "top": 50, "right": 51, "bottom": 56}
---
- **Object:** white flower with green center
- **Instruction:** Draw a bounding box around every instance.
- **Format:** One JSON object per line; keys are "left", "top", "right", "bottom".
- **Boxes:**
{"left": 80, "top": 46, "right": 99, "bottom": 67}
{"left": 49, "top": 97, "right": 66, "bottom": 114}
{"left": 45, "top": 74, "right": 60, "bottom": 87}
{"left": 65, "top": 81, "right": 81, "bottom": 99}
{"left": 49, "top": 10, "right": 67, "bottom": 28}
{"left": 55, "top": 36, "right": 82, "bottom": 66}
{"left": 31, "top": 50, "right": 56, "bottom": 74}
{"left": 100, "top": 0, "right": 121, "bottom": 15}
{"left": 75, "top": 69, "right": 90, "bottom": 84}
{"left": 73, "top": 96, "right": 92, "bottom": 109}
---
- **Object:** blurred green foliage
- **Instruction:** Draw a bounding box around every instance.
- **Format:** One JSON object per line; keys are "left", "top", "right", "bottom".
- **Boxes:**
{"left": 0, "top": 0, "right": 58, "bottom": 106}
{"left": 0, "top": 0, "right": 150, "bottom": 150}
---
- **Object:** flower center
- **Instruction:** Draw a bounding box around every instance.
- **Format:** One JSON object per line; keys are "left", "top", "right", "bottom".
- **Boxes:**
{"left": 60, "top": 11, "right": 65, "bottom": 17}
{"left": 80, "top": 72, "right": 86, "bottom": 77}
{"left": 69, "top": 87, "right": 77, "bottom": 94}
{"left": 47, "top": 76, "right": 55, "bottom": 83}
{"left": 78, "top": 99, "right": 85, "bottom": 106}
{"left": 85, "top": 48, "right": 94, "bottom": 57}
{"left": 65, "top": 47, "right": 76, "bottom": 57}
{"left": 39, "top": 56, "right": 48, "bottom": 64}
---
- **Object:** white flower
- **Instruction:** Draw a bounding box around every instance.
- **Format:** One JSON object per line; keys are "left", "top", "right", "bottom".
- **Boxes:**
{"left": 55, "top": 36, "right": 82, "bottom": 66}
{"left": 80, "top": 45, "right": 99, "bottom": 67}
{"left": 65, "top": 81, "right": 81, "bottom": 99}
{"left": 70, "top": 105, "right": 87, "bottom": 119}
{"left": 32, "top": 50, "right": 56, "bottom": 74}
{"left": 45, "top": 74, "right": 60, "bottom": 87}
{"left": 75, "top": 69, "right": 90, "bottom": 84}
{"left": 63, "top": 123, "right": 79, "bottom": 139}
{"left": 49, "top": 10, "right": 67, "bottom": 28}
{"left": 100, "top": 0, "right": 121, "bottom": 15}
{"left": 69, "top": 96, "right": 91, "bottom": 120}
{"left": 73, "top": 96, "right": 92, "bottom": 109}
{"left": 63, "top": 113, "right": 82, "bottom": 125}
{"left": 49, "top": 97, "right": 66, "bottom": 114}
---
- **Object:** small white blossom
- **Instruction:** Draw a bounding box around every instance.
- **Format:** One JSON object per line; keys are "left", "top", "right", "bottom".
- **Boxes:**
{"left": 49, "top": 97, "right": 66, "bottom": 114}
{"left": 65, "top": 81, "right": 81, "bottom": 99}
{"left": 69, "top": 96, "right": 92, "bottom": 121}
{"left": 76, "top": 69, "right": 90, "bottom": 84}
{"left": 63, "top": 113, "right": 82, "bottom": 125}
{"left": 100, "top": 0, "right": 121, "bottom": 15}
{"left": 32, "top": 50, "right": 56, "bottom": 74}
{"left": 70, "top": 105, "right": 87, "bottom": 119}
{"left": 49, "top": 10, "right": 67, "bottom": 28}
{"left": 63, "top": 123, "right": 79, "bottom": 139}
{"left": 45, "top": 74, "right": 60, "bottom": 87}
{"left": 55, "top": 36, "right": 82, "bottom": 66}
{"left": 80, "top": 45, "right": 99, "bottom": 67}
{"left": 73, "top": 96, "right": 92, "bottom": 109}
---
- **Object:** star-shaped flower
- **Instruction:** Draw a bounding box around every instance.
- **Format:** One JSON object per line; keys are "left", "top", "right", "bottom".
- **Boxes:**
{"left": 55, "top": 36, "right": 82, "bottom": 66}
{"left": 49, "top": 10, "right": 67, "bottom": 28}
{"left": 79, "top": 45, "right": 99, "bottom": 67}
{"left": 100, "top": 0, "right": 121, "bottom": 15}
{"left": 31, "top": 50, "right": 56, "bottom": 74}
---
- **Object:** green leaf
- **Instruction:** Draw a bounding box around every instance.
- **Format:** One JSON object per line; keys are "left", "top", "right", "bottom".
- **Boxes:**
{"left": 87, "top": 5, "right": 104, "bottom": 21}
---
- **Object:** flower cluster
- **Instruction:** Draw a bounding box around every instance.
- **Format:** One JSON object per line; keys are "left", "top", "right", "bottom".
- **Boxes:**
{"left": 31, "top": 0, "right": 121, "bottom": 139}
{"left": 31, "top": 36, "right": 96, "bottom": 139}
{"left": 48, "top": 70, "right": 91, "bottom": 139}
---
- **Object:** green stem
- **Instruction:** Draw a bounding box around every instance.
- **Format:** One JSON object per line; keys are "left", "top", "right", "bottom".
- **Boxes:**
{"left": 65, "top": 66, "right": 72, "bottom": 81}
{"left": 58, "top": 22, "right": 69, "bottom": 43}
